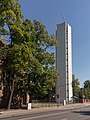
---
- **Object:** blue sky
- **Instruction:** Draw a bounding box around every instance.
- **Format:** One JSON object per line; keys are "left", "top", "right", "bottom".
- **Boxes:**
{"left": 20, "top": 0, "right": 90, "bottom": 86}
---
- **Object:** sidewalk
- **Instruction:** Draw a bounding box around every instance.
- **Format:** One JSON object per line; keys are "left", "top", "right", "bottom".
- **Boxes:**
{"left": 0, "top": 103, "right": 90, "bottom": 119}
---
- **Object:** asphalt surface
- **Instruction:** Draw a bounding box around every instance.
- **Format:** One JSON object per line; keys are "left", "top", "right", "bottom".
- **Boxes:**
{"left": 0, "top": 104, "right": 90, "bottom": 120}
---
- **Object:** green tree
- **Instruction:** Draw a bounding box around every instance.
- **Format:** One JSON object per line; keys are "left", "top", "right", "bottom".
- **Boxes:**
{"left": 0, "top": 0, "right": 34, "bottom": 109}
{"left": 0, "top": 0, "right": 23, "bottom": 36}
{"left": 5, "top": 42, "right": 42, "bottom": 107}
{"left": 7, "top": 20, "right": 58, "bottom": 104}
{"left": 84, "top": 80, "right": 90, "bottom": 89}
{"left": 0, "top": 1, "right": 58, "bottom": 109}
{"left": 72, "top": 74, "right": 80, "bottom": 97}
{"left": 83, "top": 80, "right": 90, "bottom": 99}
{"left": 29, "top": 20, "right": 58, "bottom": 100}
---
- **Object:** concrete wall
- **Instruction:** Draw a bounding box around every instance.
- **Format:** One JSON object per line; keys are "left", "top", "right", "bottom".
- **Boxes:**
{"left": 56, "top": 22, "right": 73, "bottom": 103}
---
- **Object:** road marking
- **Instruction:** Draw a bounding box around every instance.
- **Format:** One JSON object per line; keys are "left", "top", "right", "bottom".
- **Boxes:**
{"left": 18, "top": 111, "right": 69, "bottom": 120}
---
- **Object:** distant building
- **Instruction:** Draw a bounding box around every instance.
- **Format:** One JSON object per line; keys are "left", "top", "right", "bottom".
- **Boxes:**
{"left": 56, "top": 22, "right": 73, "bottom": 103}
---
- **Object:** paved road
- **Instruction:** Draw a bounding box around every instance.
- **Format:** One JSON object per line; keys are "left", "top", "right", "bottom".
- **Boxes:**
{"left": 0, "top": 106, "right": 90, "bottom": 120}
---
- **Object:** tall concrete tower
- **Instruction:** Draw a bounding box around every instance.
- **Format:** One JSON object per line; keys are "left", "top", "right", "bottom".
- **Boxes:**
{"left": 56, "top": 22, "right": 73, "bottom": 103}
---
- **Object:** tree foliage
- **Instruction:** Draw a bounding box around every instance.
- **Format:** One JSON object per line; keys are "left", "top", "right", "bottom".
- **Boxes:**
{"left": 84, "top": 80, "right": 90, "bottom": 89}
{"left": 0, "top": 0, "right": 23, "bottom": 35}
{"left": 72, "top": 74, "right": 80, "bottom": 97}
{"left": 82, "top": 80, "right": 90, "bottom": 99}
{"left": 0, "top": 0, "right": 58, "bottom": 108}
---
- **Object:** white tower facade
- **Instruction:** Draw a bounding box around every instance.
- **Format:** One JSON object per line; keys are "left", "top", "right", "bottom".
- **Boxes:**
{"left": 56, "top": 22, "right": 73, "bottom": 103}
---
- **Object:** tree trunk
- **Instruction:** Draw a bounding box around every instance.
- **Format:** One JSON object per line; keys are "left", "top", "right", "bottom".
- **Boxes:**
{"left": 7, "top": 80, "right": 14, "bottom": 109}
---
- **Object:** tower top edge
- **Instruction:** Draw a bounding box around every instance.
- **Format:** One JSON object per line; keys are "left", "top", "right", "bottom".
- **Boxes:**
{"left": 57, "top": 22, "right": 71, "bottom": 27}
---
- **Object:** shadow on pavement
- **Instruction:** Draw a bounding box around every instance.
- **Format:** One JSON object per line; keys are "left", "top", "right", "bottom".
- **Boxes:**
{"left": 73, "top": 110, "right": 90, "bottom": 116}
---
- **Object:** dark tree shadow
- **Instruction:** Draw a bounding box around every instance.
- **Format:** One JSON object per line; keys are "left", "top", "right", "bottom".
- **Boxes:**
{"left": 72, "top": 110, "right": 90, "bottom": 116}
